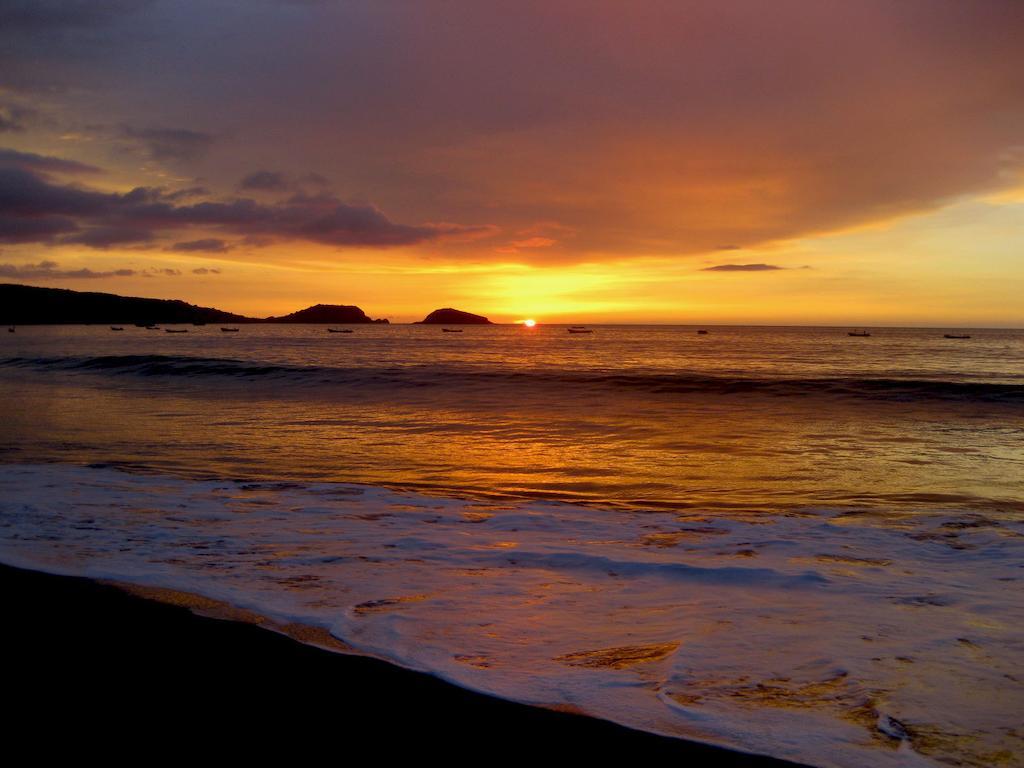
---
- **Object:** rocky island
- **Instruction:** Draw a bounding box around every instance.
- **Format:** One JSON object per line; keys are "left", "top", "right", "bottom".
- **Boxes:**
{"left": 417, "top": 308, "right": 493, "bottom": 325}
{"left": 264, "top": 304, "right": 389, "bottom": 324}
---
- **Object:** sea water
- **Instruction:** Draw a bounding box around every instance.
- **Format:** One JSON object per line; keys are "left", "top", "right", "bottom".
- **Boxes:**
{"left": 1, "top": 324, "right": 1022, "bottom": 767}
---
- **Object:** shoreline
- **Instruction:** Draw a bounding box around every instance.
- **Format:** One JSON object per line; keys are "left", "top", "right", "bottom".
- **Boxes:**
{"left": 3, "top": 562, "right": 806, "bottom": 765}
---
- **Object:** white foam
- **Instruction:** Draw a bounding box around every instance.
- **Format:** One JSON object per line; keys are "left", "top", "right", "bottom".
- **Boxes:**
{"left": 1, "top": 463, "right": 1021, "bottom": 767}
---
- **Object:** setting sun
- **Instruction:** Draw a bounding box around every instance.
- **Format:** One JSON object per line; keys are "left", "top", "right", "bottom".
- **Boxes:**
{"left": 523, "top": 319, "right": 536, "bottom": 327}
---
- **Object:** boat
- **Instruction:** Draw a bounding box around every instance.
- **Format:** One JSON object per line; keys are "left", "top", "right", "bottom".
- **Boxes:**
{"left": 697, "top": 329, "right": 709, "bottom": 335}
{"left": 327, "top": 328, "right": 353, "bottom": 333}
{"left": 165, "top": 328, "right": 188, "bottom": 334}
{"left": 442, "top": 328, "right": 464, "bottom": 333}
{"left": 145, "top": 325, "right": 160, "bottom": 330}
{"left": 7, "top": 326, "right": 13, "bottom": 333}
{"left": 568, "top": 327, "right": 593, "bottom": 334}
{"left": 221, "top": 327, "right": 240, "bottom": 332}
{"left": 848, "top": 330, "right": 871, "bottom": 337}
{"left": 944, "top": 334, "right": 971, "bottom": 339}
{"left": 110, "top": 326, "right": 124, "bottom": 331}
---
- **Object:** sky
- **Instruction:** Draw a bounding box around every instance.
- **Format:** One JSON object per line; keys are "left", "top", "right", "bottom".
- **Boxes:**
{"left": 1, "top": 0, "right": 1023, "bottom": 325}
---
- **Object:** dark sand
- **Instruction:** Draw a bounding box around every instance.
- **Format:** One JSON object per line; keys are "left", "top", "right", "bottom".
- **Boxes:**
{"left": 4, "top": 563, "right": 807, "bottom": 765}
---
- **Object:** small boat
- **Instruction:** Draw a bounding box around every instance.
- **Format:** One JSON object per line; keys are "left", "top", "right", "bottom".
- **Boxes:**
{"left": 145, "top": 325, "right": 160, "bottom": 330}
{"left": 848, "top": 330, "right": 871, "bottom": 337}
{"left": 697, "top": 329, "right": 709, "bottom": 335}
{"left": 165, "top": 328, "right": 188, "bottom": 334}
{"left": 944, "top": 334, "right": 971, "bottom": 339}
{"left": 7, "top": 326, "right": 13, "bottom": 333}
{"left": 568, "top": 327, "right": 593, "bottom": 334}
{"left": 221, "top": 327, "right": 240, "bottom": 332}
{"left": 110, "top": 326, "right": 124, "bottom": 331}
{"left": 327, "top": 328, "right": 353, "bottom": 333}
{"left": 442, "top": 328, "right": 464, "bottom": 333}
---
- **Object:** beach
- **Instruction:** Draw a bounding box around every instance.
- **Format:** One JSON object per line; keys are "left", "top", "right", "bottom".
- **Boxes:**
{"left": 3, "top": 563, "right": 803, "bottom": 765}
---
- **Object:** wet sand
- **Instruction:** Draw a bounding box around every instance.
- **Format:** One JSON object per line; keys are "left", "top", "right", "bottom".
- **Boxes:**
{"left": 3, "top": 563, "right": 806, "bottom": 765}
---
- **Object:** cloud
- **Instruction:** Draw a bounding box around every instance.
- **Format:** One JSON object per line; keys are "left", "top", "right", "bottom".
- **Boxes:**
{"left": 0, "top": 148, "right": 102, "bottom": 176}
{"left": 0, "top": 214, "right": 79, "bottom": 243}
{"left": 495, "top": 236, "right": 558, "bottom": 254}
{"left": 60, "top": 226, "right": 156, "bottom": 248}
{"left": 191, "top": 267, "right": 222, "bottom": 274}
{"left": 0, "top": 260, "right": 190, "bottom": 279}
{"left": 240, "top": 171, "right": 288, "bottom": 191}
{"left": 0, "top": 153, "right": 491, "bottom": 249}
{"left": 0, "top": 104, "right": 37, "bottom": 133}
{"left": 163, "top": 186, "right": 209, "bottom": 201}
{"left": 170, "top": 238, "right": 232, "bottom": 253}
{"left": 4, "top": 1, "right": 1024, "bottom": 262}
{"left": 121, "top": 125, "right": 216, "bottom": 162}
{"left": 0, "top": 260, "right": 136, "bottom": 279}
{"left": 701, "top": 264, "right": 785, "bottom": 272}
{"left": 0, "top": 1, "right": 151, "bottom": 31}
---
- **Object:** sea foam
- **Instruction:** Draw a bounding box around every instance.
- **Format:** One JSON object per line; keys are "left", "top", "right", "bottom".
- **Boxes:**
{"left": 1, "top": 463, "right": 1021, "bottom": 767}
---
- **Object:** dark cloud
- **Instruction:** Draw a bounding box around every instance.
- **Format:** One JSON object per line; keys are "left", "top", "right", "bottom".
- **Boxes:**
{"left": 121, "top": 126, "right": 216, "bottom": 162}
{"left": 191, "top": 267, "right": 222, "bottom": 274}
{"left": 0, "top": 260, "right": 136, "bottom": 279}
{"left": 170, "top": 238, "right": 231, "bottom": 253}
{"left": 240, "top": 171, "right": 288, "bottom": 191}
{"left": 0, "top": 154, "right": 488, "bottom": 249}
{"left": 163, "top": 186, "right": 209, "bottom": 201}
{"left": 61, "top": 226, "right": 156, "bottom": 248}
{"left": 0, "top": 1, "right": 150, "bottom": 31}
{"left": 701, "top": 264, "right": 785, "bottom": 272}
{"left": 6, "top": 1, "right": 1023, "bottom": 261}
{"left": 0, "top": 214, "right": 78, "bottom": 243}
{"left": 0, "top": 259, "right": 190, "bottom": 279}
{"left": 0, "top": 148, "right": 102, "bottom": 176}
{"left": 0, "top": 105, "right": 36, "bottom": 133}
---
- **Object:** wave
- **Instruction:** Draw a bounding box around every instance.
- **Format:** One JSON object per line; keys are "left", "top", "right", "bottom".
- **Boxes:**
{"left": 3, "top": 353, "right": 1024, "bottom": 403}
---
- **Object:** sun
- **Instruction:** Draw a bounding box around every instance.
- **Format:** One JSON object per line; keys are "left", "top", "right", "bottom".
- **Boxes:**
{"left": 523, "top": 318, "right": 537, "bottom": 327}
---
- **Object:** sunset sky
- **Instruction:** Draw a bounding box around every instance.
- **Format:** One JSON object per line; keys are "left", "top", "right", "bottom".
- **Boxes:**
{"left": 2, "top": 0, "right": 1023, "bottom": 324}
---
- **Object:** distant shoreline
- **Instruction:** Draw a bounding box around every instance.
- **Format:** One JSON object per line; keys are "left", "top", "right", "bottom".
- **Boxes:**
{"left": 3, "top": 283, "right": 1019, "bottom": 329}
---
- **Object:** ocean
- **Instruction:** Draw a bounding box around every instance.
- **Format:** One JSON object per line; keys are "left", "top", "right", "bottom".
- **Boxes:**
{"left": 1, "top": 324, "right": 1022, "bottom": 767}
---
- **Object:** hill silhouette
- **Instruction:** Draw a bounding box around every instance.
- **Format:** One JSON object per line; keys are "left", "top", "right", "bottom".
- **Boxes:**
{"left": 0, "top": 284, "right": 388, "bottom": 325}
{"left": 265, "top": 304, "right": 389, "bottom": 324}
{"left": 417, "top": 308, "right": 492, "bottom": 324}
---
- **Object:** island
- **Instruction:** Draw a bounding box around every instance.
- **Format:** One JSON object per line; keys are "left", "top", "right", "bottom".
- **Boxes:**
{"left": 416, "top": 308, "right": 493, "bottom": 325}
{"left": 264, "top": 304, "right": 389, "bottom": 324}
